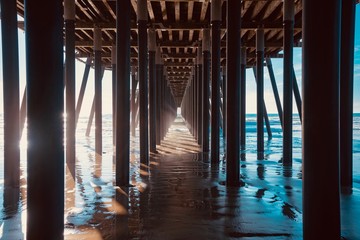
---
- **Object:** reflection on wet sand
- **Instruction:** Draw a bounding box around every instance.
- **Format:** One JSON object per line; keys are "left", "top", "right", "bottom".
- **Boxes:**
{"left": 1, "top": 117, "right": 360, "bottom": 239}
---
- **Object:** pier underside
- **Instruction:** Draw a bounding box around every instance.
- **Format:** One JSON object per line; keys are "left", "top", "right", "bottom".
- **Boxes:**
{"left": 1, "top": 1, "right": 360, "bottom": 239}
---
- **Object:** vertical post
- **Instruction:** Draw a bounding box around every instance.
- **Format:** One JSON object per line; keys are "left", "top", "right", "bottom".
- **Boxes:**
{"left": 226, "top": 0, "right": 241, "bottom": 186}
{"left": 302, "top": 0, "right": 341, "bottom": 238}
{"left": 340, "top": 0, "right": 356, "bottom": 194}
{"left": 202, "top": 29, "right": 211, "bottom": 153}
{"left": 266, "top": 58, "right": 283, "bottom": 128}
{"left": 194, "top": 65, "right": 198, "bottom": 140}
{"left": 222, "top": 66, "right": 227, "bottom": 140}
{"left": 131, "top": 66, "right": 138, "bottom": 137}
{"left": 75, "top": 57, "right": 92, "bottom": 126}
{"left": 161, "top": 67, "right": 165, "bottom": 140}
{"left": 211, "top": 0, "right": 221, "bottom": 163}
{"left": 116, "top": 0, "right": 131, "bottom": 186}
{"left": 86, "top": 97, "right": 95, "bottom": 137}
{"left": 25, "top": 0, "right": 64, "bottom": 238}
{"left": 20, "top": 87, "right": 27, "bottom": 138}
{"left": 156, "top": 47, "right": 162, "bottom": 145}
{"left": 94, "top": 27, "right": 102, "bottom": 158}
{"left": 65, "top": 0, "right": 76, "bottom": 176}
{"left": 1, "top": 0, "right": 20, "bottom": 188}
{"left": 292, "top": 69, "right": 302, "bottom": 122}
{"left": 112, "top": 45, "right": 117, "bottom": 147}
{"left": 253, "top": 66, "right": 273, "bottom": 140}
{"left": 197, "top": 45, "right": 203, "bottom": 146}
{"left": 283, "top": 0, "right": 294, "bottom": 166}
{"left": 256, "top": 28, "right": 264, "bottom": 160}
{"left": 137, "top": 0, "right": 149, "bottom": 165}
{"left": 148, "top": 28, "right": 157, "bottom": 153}
{"left": 190, "top": 71, "right": 194, "bottom": 134}
{"left": 240, "top": 47, "right": 246, "bottom": 160}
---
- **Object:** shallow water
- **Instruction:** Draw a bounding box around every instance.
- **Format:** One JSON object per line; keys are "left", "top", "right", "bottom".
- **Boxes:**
{"left": 0, "top": 113, "right": 359, "bottom": 239}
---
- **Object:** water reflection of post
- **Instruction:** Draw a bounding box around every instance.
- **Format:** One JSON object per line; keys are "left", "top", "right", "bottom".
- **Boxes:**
{"left": 65, "top": 161, "right": 75, "bottom": 213}
{"left": 2, "top": 187, "right": 24, "bottom": 239}
{"left": 3, "top": 187, "right": 20, "bottom": 217}
{"left": 115, "top": 187, "right": 130, "bottom": 239}
{"left": 257, "top": 164, "right": 265, "bottom": 180}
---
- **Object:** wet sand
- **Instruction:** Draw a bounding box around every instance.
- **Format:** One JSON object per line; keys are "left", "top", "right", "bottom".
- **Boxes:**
{"left": 1, "top": 116, "right": 360, "bottom": 239}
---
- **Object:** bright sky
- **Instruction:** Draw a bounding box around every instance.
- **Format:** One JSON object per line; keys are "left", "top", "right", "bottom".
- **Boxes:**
{"left": 0, "top": 5, "right": 359, "bottom": 116}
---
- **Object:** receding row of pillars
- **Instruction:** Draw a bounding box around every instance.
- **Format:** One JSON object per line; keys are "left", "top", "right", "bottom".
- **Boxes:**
{"left": 1, "top": 0, "right": 178, "bottom": 238}
{"left": 180, "top": 0, "right": 357, "bottom": 239}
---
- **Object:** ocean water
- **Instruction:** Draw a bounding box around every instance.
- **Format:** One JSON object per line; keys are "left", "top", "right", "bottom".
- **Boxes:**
{"left": 0, "top": 112, "right": 359, "bottom": 238}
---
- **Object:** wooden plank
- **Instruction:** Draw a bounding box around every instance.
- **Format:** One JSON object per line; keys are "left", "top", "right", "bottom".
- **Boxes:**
{"left": 87, "top": 0, "right": 106, "bottom": 20}
{"left": 160, "top": 1, "right": 168, "bottom": 21}
{"left": 131, "top": 0, "right": 137, "bottom": 16}
{"left": 76, "top": 1, "right": 94, "bottom": 21}
{"left": 188, "top": 1, "right": 194, "bottom": 21}
{"left": 200, "top": 0, "right": 209, "bottom": 21}
{"left": 179, "top": 30, "right": 184, "bottom": 41}
{"left": 148, "top": 1, "right": 156, "bottom": 21}
{"left": 175, "top": 1, "right": 180, "bottom": 22}
{"left": 102, "top": 0, "right": 116, "bottom": 20}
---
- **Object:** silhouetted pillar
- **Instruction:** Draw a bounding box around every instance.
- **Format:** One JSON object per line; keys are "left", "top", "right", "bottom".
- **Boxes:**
{"left": 94, "top": 27, "right": 102, "bottom": 157}
{"left": 194, "top": 65, "right": 198, "bottom": 139}
{"left": 75, "top": 57, "right": 92, "bottom": 126}
{"left": 211, "top": 0, "right": 221, "bottom": 163}
{"left": 161, "top": 68, "right": 166, "bottom": 140}
{"left": 131, "top": 67, "right": 138, "bottom": 137}
{"left": 20, "top": 87, "right": 27, "bottom": 138}
{"left": 65, "top": 0, "right": 76, "bottom": 175}
{"left": 202, "top": 29, "right": 210, "bottom": 153}
{"left": 283, "top": 0, "right": 294, "bottom": 166}
{"left": 292, "top": 69, "right": 302, "bottom": 122}
{"left": 137, "top": 0, "right": 149, "bottom": 165}
{"left": 266, "top": 58, "right": 283, "bottom": 128}
{"left": 222, "top": 66, "right": 227, "bottom": 140}
{"left": 340, "top": 0, "right": 356, "bottom": 194}
{"left": 25, "top": 1, "right": 64, "bottom": 238}
{"left": 253, "top": 66, "right": 273, "bottom": 140}
{"left": 303, "top": 0, "right": 341, "bottom": 238}
{"left": 190, "top": 71, "right": 194, "bottom": 134}
{"left": 156, "top": 47, "right": 162, "bottom": 145}
{"left": 85, "top": 68, "right": 104, "bottom": 138}
{"left": 197, "top": 46, "right": 203, "bottom": 146}
{"left": 116, "top": 0, "right": 131, "bottom": 186}
{"left": 240, "top": 47, "right": 246, "bottom": 159}
{"left": 148, "top": 28, "right": 157, "bottom": 153}
{"left": 226, "top": 0, "right": 241, "bottom": 186}
{"left": 256, "top": 28, "right": 264, "bottom": 160}
{"left": 112, "top": 45, "right": 117, "bottom": 146}
{"left": 86, "top": 97, "right": 95, "bottom": 137}
{"left": 1, "top": 0, "right": 20, "bottom": 188}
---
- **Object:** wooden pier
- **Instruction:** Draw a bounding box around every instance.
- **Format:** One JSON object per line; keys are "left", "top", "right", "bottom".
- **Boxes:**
{"left": 0, "top": 0, "right": 359, "bottom": 239}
